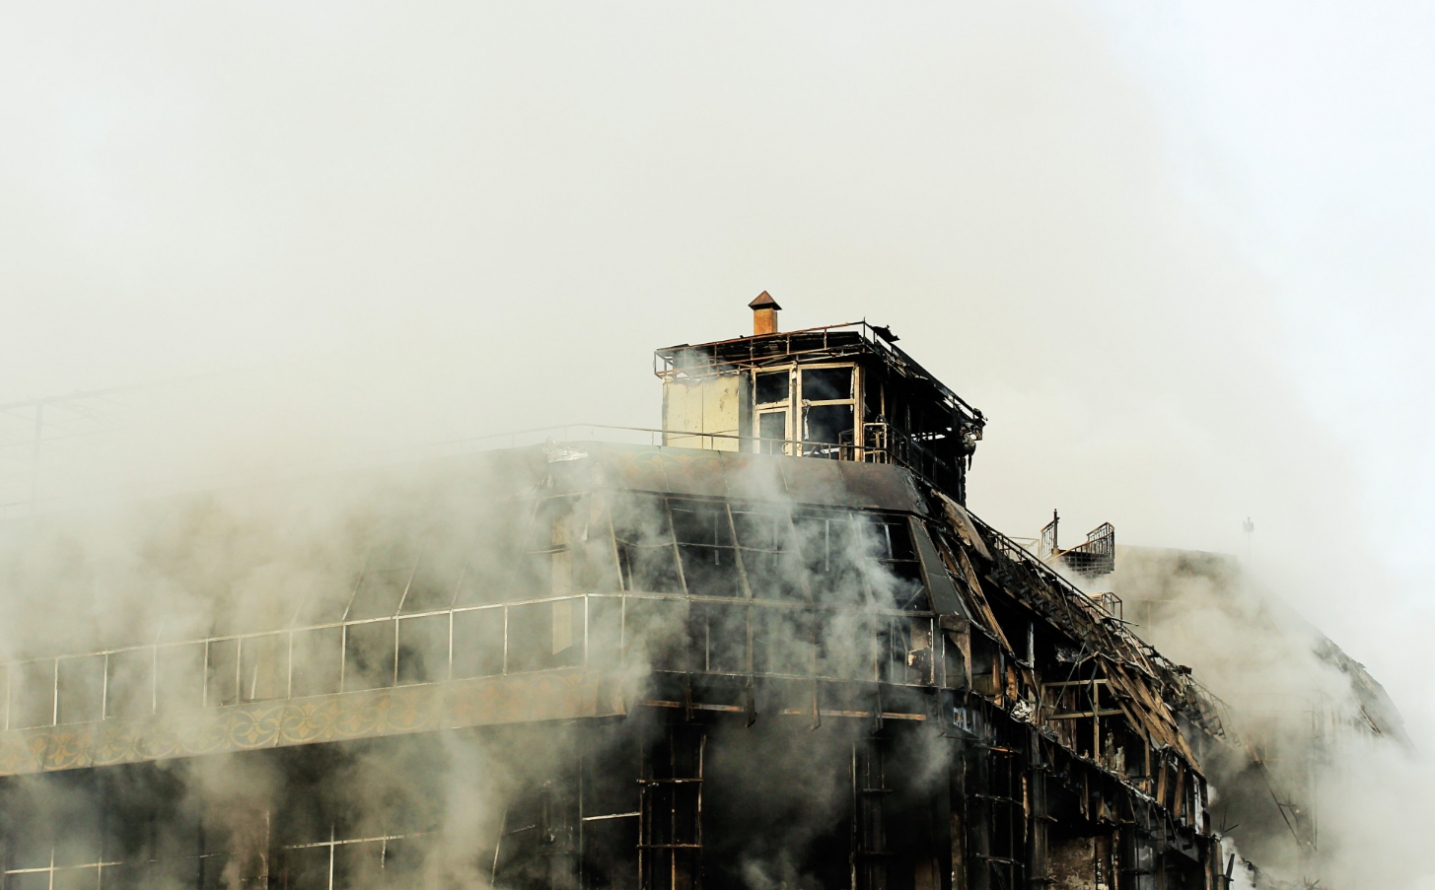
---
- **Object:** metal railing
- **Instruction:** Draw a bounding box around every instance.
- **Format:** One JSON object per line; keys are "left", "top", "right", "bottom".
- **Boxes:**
{"left": 0, "top": 594, "right": 946, "bottom": 732}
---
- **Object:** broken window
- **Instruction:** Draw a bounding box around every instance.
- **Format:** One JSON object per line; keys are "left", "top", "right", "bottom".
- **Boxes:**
{"left": 689, "top": 601, "right": 748, "bottom": 674}
{"left": 755, "top": 370, "right": 790, "bottom": 405}
{"left": 813, "top": 610, "right": 876, "bottom": 680}
{"left": 205, "top": 639, "right": 239, "bottom": 707}
{"left": 798, "top": 365, "right": 857, "bottom": 458}
{"left": 343, "top": 621, "right": 396, "bottom": 692}
{"left": 290, "top": 627, "right": 342, "bottom": 697}
{"left": 639, "top": 727, "right": 704, "bottom": 890}
{"left": 794, "top": 512, "right": 870, "bottom": 605}
{"left": 804, "top": 403, "right": 855, "bottom": 452}
{"left": 9, "top": 660, "right": 55, "bottom": 728}
{"left": 55, "top": 655, "right": 103, "bottom": 725}
{"left": 347, "top": 543, "right": 419, "bottom": 621}
{"left": 860, "top": 517, "right": 925, "bottom": 610}
{"left": 105, "top": 649, "right": 153, "bottom": 719}
{"left": 732, "top": 508, "right": 804, "bottom": 600}
{"left": 878, "top": 618, "right": 933, "bottom": 685}
{"left": 612, "top": 495, "right": 681, "bottom": 593}
{"left": 586, "top": 597, "right": 624, "bottom": 669}
{"left": 450, "top": 607, "right": 504, "bottom": 679}
{"left": 240, "top": 633, "right": 289, "bottom": 702}
{"left": 622, "top": 598, "right": 689, "bottom": 672}
{"left": 671, "top": 500, "right": 742, "bottom": 598}
{"left": 752, "top": 607, "right": 815, "bottom": 676}
{"left": 801, "top": 366, "right": 852, "bottom": 402}
{"left": 396, "top": 613, "right": 449, "bottom": 685}
{"left": 581, "top": 724, "right": 641, "bottom": 890}
{"left": 155, "top": 643, "right": 205, "bottom": 712}
{"left": 398, "top": 549, "right": 463, "bottom": 615}
{"left": 506, "top": 600, "right": 583, "bottom": 673}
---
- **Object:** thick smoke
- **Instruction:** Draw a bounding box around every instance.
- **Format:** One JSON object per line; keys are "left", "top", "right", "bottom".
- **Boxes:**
{"left": 1106, "top": 547, "right": 1432, "bottom": 889}
{"left": 0, "top": 446, "right": 939, "bottom": 890}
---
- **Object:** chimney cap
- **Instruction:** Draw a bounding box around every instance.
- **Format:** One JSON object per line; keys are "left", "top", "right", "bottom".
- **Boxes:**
{"left": 749, "top": 291, "right": 782, "bottom": 311}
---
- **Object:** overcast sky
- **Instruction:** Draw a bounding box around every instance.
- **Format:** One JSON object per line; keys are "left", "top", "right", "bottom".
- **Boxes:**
{"left": 2, "top": 3, "right": 1433, "bottom": 731}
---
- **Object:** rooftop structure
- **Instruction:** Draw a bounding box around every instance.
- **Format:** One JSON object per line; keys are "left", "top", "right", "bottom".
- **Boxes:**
{"left": 655, "top": 300, "right": 985, "bottom": 504}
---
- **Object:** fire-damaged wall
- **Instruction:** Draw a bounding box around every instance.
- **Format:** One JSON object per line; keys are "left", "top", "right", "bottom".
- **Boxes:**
{"left": 0, "top": 444, "right": 1234, "bottom": 890}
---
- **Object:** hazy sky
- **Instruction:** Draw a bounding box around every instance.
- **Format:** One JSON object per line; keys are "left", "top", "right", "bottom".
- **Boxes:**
{"left": 2, "top": 4, "right": 1433, "bottom": 730}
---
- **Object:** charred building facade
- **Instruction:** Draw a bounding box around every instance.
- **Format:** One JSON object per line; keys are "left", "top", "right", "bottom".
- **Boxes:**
{"left": 0, "top": 298, "right": 1287, "bottom": 890}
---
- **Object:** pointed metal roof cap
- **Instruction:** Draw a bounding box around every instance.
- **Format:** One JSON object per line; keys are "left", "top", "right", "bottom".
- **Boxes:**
{"left": 749, "top": 291, "right": 782, "bottom": 310}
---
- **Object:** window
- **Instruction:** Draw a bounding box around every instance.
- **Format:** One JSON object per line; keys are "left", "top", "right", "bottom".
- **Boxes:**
{"left": 396, "top": 614, "right": 449, "bottom": 684}
{"left": 56, "top": 656, "right": 103, "bottom": 724}
{"left": 105, "top": 650, "right": 153, "bottom": 719}
{"left": 798, "top": 366, "right": 858, "bottom": 458}
{"left": 732, "top": 508, "right": 803, "bottom": 599}
{"left": 451, "top": 609, "right": 504, "bottom": 678}
{"left": 757, "top": 411, "right": 787, "bottom": 454}
{"left": 291, "top": 628, "right": 342, "bottom": 697}
{"left": 753, "top": 369, "right": 794, "bottom": 455}
{"left": 612, "top": 495, "right": 681, "bottom": 593}
{"left": 342, "top": 621, "right": 396, "bottom": 692}
{"left": 347, "top": 543, "right": 419, "bottom": 620}
{"left": 670, "top": 501, "right": 742, "bottom": 598}
{"left": 240, "top": 633, "right": 289, "bottom": 702}
{"left": 755, "top": 371, "right": 790, "bottom": 405}
{"left": 801, "top": 367, "right": 852, "bottom": 401}
{"left": 804, "top": 404, "right": 854, "bottom": 447}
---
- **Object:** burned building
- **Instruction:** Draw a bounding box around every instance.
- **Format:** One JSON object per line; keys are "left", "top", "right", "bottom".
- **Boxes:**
{"left": 0, "top": 296, "right": 1336, "bottom": 890}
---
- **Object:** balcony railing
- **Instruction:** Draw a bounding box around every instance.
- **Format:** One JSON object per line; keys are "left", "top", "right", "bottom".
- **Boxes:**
{"left": 0, "top": 594, "right": 949, "bottom": 732}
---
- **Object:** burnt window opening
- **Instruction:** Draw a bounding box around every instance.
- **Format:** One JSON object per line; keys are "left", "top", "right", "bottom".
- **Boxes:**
{"left": 105, "top": 649, "right": 153, "bottom": 720}
{"left": 755, "top": 371, "right": 790, "bottom": 405}
{"left": 1, "top": 767, "right": 202, "bottom": 889}
{"left": 612, "top": 495, "right": 681, "bottom": 594}
{"left": 794, "top": 513, "right": 875, "bottom": 606}
{"left": 671, "top": 501, "right": 742, "bottom": 598}
{"left": 453, "top": 507, "right": 534, "bottom": 608}
{"left": 586, "top": 597, "right": 624, "bottom": 669}
{"left": 290, "top": 627, "right": 342, "bottom": 697}
{"left": 280, "top": 834, "right": 434, "bottom": 890}
{"left": 494, "top": 779, "right": 578, "bottom": 890}
{"left": 752, "top": 608, "right": 816, "bottom": 676}
{"left": 396, "top": 613, "right": 449, "bottom": 685}
{"left": 9, "top": 660, "right": 56, "bottom": 728}
{"left": 804, "top": 404, "right": 855, "bottom": 456}
{"left": 240, "top": 633, "right": 289, "bottom": 703}
{"left": 398, "top": 550, "right": 464, "bottom": 615}
{"left": 507, "top": 600, "right": 584, "bottom": 673}
{"left": 205, "top": 638, "right": 240, "bottom": 707}
{"left": 812, "top": 611, "right": 876, "bottom": 681}
{"left": 801, "top": 366, "right": 853, "bottom": 402}
{"left": 155, "top": 643, "right": 205, "bottom": 712}
{"left": 342, "top": 621, "right": 396, "bottom": 692}
{"left": 733, "top": 508, "right": 804, "bottom": 600}
{"left": 347, "top": 540, "right": 422, "bottom": 621}
{"left": 518, "top": 495, "right": 620, "bottom": 600}
{"left": 55, "top": 656, "right": 104, "bottom": 725}
{"left": 878, "top": 618, "right": 934, "bottom": 686}
{"left": 969, "top": 632, "right": 1001, "bottom": 698}
{"left": 622, "top": 598, "right": 689, "bottom": 672}
{"left": 863, "top": 518, "right": 925, "bottom": 611}
{"left": 639, "top": 727, "right": 704, "bottom": 890}
{"left": 688, "top": 601, "right": 749, "bottom": 674}
{"left": 581, "top": 725, "right": 642, "bottom": 890}
{"left": 451, "top": 608, "right": 504, "bottom": 679}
